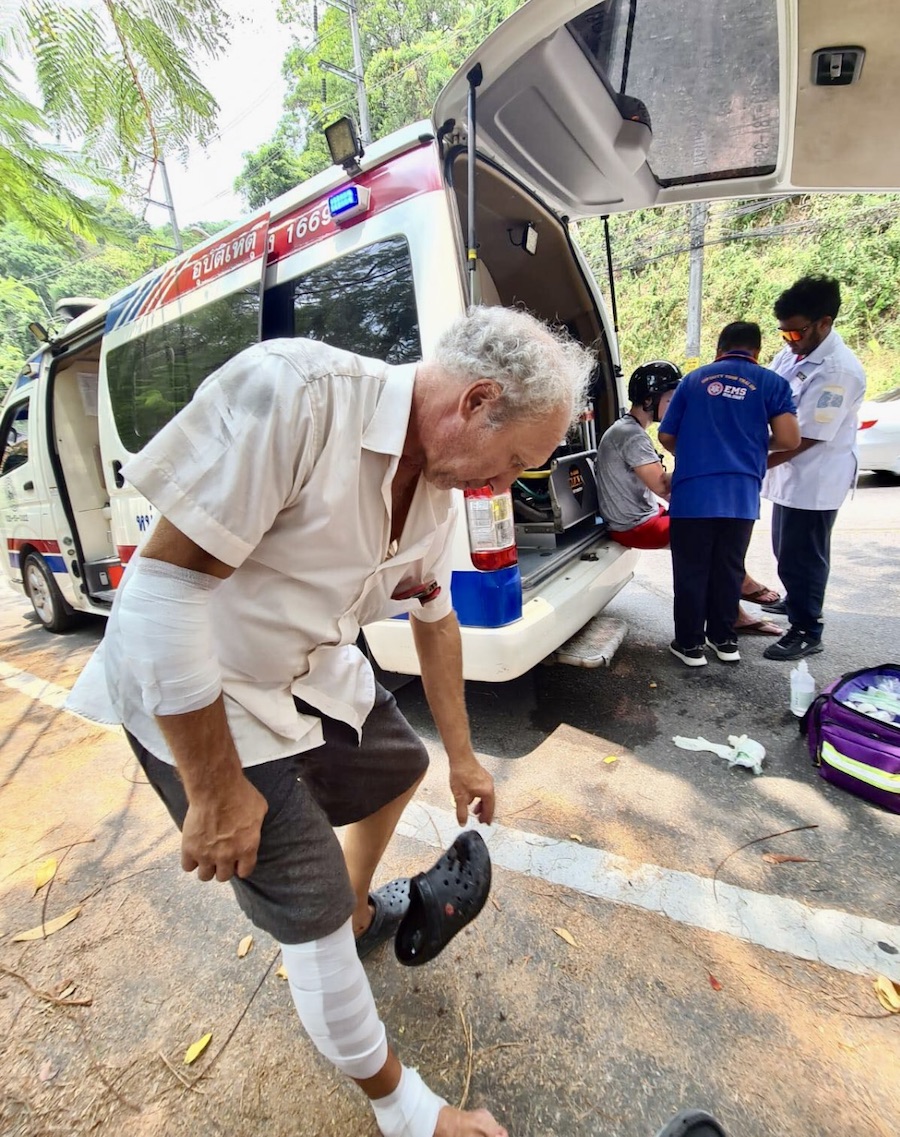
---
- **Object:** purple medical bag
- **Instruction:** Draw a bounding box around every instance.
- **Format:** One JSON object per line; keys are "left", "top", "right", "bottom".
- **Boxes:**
{"left": 804, "top": 664, "right": 900, "bottom": 814}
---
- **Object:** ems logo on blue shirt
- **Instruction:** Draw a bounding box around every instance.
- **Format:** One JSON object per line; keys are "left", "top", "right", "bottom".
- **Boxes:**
{"left": 707, "top": 381, "right": 747, "bottom": 401}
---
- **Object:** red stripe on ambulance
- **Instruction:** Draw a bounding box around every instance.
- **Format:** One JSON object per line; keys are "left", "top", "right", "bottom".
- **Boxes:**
{"left": 7, "top": 538, "right": 61, "bottom": 554}
{"left": 267, "top": 144, "right": 442, "bottom": 265}
{"left": 137, "top": 215, "right": 270, "bottom": 319}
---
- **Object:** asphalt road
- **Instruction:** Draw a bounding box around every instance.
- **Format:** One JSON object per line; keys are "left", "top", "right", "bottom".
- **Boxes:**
{"left": 1, "top": 472, "right": 898, "bottom": 1137}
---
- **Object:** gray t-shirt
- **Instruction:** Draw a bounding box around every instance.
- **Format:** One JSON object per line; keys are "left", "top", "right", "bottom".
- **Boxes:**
{"left": 595, "top": 415, "right": 660, "bottom": 531}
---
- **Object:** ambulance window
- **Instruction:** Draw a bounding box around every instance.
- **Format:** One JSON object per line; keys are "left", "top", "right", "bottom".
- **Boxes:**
{"left": 291, "top": 236, "right": 421, "bottom": 363}
{"left": 567, "top": 0, "right": 779, "bottom": 186}
{"left": 0, "top": 401, "right": 29, "bottom": 476}
{"left": 105, "top": 287, "right": 260, "bottom": 451}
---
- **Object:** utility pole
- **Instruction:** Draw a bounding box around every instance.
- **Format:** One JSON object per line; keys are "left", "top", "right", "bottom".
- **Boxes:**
{"left": 684, "top": 200, "right": 709, "bottom": 370}
{"left": 319, "top": 0, "right": 370, "bottom": 143}
{"left": 143, "top": 157, "right": 184, "bottom": 254}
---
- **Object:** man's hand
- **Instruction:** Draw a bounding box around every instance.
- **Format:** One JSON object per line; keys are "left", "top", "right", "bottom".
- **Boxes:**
{"left": 181, "top": 776, "right": 269, "bottom": 882}
{"left": 450, "top": 755, "right": 496, "bottom": 826}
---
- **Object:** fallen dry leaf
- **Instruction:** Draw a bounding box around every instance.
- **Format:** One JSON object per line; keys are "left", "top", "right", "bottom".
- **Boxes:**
{"left": 12, "top": 906, "right": 82, "bottom": 942}
{"left": 568, "top": 834, "right": 583, "bottom": 843}
{"left": 237, "top": 934, "right": 253, "bottom": 958}
{"left": 708, "top": 973, "right": 723, "bottom": 991}
{"left": 33, "top": 858, "right": 57, "bottom": 896}
{"left": 762, "top": 853, "right": 813, "bottom": 865}
{"left": 873, "top": 975, "right": 900, "bottom": 1013}
{"left": 56, "top": 982, "right": 76, "bottom": 1000}
{"left": 603, "top": 756, "right": 619, "bottom": 765}
{"left": 38, "top": 1059, "right": 58, "bottom": 1083}
{"left": 275, "top": 964, "right": 288, "bottom": 981}
{"left": 183, "top": 1032, "right": 212, "bottom": 1065}
{"left": 553, "top": 927, "right": 578, "bottom": 947}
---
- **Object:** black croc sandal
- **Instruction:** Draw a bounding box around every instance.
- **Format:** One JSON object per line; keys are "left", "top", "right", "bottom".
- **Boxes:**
{"left": 355, "top": 877, "right": 410, "bottom": 960}
{"left": 654, "top": 1110, "right": 728, "bottom": 1137}
{"left": 395, "top": 831, "right": 492, "bottom": 967}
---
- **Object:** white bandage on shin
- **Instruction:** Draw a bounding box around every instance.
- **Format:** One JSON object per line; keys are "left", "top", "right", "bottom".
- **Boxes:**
{"left": 370, "top": 1065, "right": 447, "bottom": 1137}
{"left": 114, "top": 556, "right": 223, "bottom": 716}
{"left": 280, "top": 920, "right": 389, "bottom": 1082}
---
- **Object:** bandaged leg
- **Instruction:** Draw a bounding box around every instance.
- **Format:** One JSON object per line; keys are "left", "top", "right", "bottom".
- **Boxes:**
{"left": 280, "top": 920, "right": 446, "bottom": 1136}
{"left": 370, "top": 1065, "right": 447, "bottom": 1137}
{"left": 280, "top": 919, "right": 389, "bottom": 1080}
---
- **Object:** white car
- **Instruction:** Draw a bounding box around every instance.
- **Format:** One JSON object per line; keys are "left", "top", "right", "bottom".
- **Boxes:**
{"left": 858, "top": 389, "right": 900, "bottom": 475}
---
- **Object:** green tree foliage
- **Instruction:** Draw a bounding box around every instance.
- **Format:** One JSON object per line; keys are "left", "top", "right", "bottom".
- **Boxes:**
{"left": 236, "top": 0, "right": 521, "bottom": 207}
{"left": 0, "top": 203, "right": 199, "bottom": 390}
{"left": 234, "top": 136, "right": 307, "bottom": 212}
{"left": 0, "top": 1, "right": 230, "bottom": 242}
{"left": 579, "top": 194, "right": 900, "bottom": 399}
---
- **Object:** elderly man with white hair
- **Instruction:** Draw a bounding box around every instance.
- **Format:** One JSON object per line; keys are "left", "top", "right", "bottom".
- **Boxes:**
{"left": 70, "top": 306, "right": 589, "bottom": 1137}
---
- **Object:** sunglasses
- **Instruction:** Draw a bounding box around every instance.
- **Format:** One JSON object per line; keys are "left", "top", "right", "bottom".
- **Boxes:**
{"left": 779, "top": 322, "right": 814, "bottom": 343}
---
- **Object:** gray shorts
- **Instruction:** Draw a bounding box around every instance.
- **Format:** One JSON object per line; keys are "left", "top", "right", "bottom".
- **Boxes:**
{"left": 125, "top": 684, "right": 428, "bottom": 944}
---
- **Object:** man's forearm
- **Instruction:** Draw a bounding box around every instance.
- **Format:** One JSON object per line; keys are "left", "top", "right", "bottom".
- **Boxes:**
{"left": 410, "top": 612, "right": 472, "bottom": 763}
{"left": 767, "top": 436, "right": 819, "bottom": 468}
{"left": 155, "top": 694, "right": 244, "bottom": 800}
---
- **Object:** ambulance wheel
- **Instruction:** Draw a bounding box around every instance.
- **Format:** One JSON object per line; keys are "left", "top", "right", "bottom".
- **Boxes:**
{"left": 23, "top": 553, "right": 76, "bottom": 633}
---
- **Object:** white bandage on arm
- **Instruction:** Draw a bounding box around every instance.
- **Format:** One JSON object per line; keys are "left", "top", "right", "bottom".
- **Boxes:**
{"left": 280, "top": 920, "right": 388, "bottom": 1080}
{"left": 114, "top": 556, "right": 223, "bottom": 716}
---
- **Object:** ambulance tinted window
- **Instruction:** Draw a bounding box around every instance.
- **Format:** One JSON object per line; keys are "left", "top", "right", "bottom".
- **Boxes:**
{"left": 105, "top": 287, "right": 259, "bottom": 452}
{"left": 567, "top": 0, "right": 779, "bottom": 187}
{"left": 0, "top": 400, "right": 29, "bottom": 476}
{"left": 292, "top": 236, "right": 421, "bottom": 363}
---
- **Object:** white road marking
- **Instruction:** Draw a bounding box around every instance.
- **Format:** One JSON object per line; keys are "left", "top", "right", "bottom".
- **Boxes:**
{"left": 399, "top": 801, "right": 900, "bottom": 983}
{"left": 0, "top": 660, "right": 75, "bottom": 711}
{"left": 3, "top": 660, "right": 899, "bottom": 982}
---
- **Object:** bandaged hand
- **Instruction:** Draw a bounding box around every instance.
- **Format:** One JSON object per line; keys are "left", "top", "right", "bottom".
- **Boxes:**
{"left": 181, "top": 774, "right": 268, "bottom": 882}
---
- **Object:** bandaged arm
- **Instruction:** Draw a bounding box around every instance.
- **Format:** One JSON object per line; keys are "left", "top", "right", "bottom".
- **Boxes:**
{"left": 122, "top": 518, "right": 267, "bottom": 882}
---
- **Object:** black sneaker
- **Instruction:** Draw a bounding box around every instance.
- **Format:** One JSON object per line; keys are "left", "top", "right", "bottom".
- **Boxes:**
{"left": 669, "top": 641, "right": 708, "bottom": 667}
{"left": 705, "top": 638, "right": 740, "bottom": 663}
{"left": 760, "top": 598, "right": 787, "bottom": 615}
{"left": 654, "top": 1110, "right": 728, "bottom": 1137}
{"left": 763, "top": 627, "right": 824, "bottom": 661}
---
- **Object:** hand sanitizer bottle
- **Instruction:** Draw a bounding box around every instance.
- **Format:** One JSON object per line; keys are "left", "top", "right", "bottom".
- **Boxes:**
{"left": 790, "top": 659, "right": 816, "bottom": 717}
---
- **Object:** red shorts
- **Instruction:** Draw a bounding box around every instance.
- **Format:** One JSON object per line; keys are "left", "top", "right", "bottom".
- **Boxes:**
{"left": 610, "top": 505, "right": 671, "bottom": 550}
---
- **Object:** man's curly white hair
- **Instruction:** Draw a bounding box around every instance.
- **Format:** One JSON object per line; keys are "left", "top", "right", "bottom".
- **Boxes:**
{"left": 432, "top": 306, "right": 593, "bottom": 427}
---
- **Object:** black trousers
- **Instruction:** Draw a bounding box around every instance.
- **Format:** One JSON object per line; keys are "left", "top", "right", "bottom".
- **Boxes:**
{"left": 669, "top": 517, "right": 755, "bottom": 648}
{"left": 771, "top": 504, "right": 838, "bottom": 638}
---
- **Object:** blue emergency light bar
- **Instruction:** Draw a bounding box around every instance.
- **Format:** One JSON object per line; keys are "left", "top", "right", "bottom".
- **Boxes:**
{"left": 328, "top": 184, "right": 370, "bottom": 223}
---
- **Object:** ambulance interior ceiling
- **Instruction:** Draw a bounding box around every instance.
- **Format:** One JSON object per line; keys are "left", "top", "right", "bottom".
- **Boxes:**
{"left": 451, "top": 155, "right": 600, "bottom": 344}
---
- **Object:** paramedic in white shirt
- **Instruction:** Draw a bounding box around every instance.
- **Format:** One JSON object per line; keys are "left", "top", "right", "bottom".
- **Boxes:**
{"left": 762, "top": 275, "right": 866, "bottom": 662}
{"left": 69, "top": 306, "right": 589, "bottom": 1137}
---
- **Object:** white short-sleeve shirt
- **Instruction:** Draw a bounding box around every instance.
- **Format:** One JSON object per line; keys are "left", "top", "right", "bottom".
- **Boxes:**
{"left": 80, "top": 340, "right": 456, "bottom": 768}
{"left": 762, "top": 330, "right": 866, "bottom": 511}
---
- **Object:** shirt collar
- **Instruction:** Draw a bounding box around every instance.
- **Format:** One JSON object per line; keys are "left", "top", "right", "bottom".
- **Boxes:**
{"left": 361, "top": 362, "right": 419, "bottom": 456}
{"left": 800, "top": 329, "right": 841, "bottom": 368}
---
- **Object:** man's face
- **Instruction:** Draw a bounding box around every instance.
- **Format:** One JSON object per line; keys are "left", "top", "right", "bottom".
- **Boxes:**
{"left": 423, "top": 396, "right": 571, "bottom": 494}
{"left": 655, "top": 389, "right": 675, "bottom": 421}
{"left": 778, "top": 314, "right": 832, "bottom": 357}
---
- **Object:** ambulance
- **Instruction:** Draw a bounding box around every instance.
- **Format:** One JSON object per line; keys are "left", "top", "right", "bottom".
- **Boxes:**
{"left": 1, "top": 0, "right": 894, "bottom": 680}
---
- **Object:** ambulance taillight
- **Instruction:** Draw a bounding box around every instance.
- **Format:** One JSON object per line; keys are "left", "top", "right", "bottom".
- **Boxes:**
{"left": 463, "top": 487, "right": 517, "bottom": 570}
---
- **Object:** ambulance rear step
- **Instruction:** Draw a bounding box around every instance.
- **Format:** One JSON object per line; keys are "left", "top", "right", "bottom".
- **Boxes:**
{"left": 547, "top": 615, "right": 628, "bottom": 669}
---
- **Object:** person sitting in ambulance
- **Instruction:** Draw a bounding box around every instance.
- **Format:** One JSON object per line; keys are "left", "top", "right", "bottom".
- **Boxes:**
{"left": 594, "top": 360, "right": 783, "bottom": 635}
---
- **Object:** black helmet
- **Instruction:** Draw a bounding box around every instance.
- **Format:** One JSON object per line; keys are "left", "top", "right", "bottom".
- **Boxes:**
{"left": 628, "top": 360, "right": 682, "bottom": 421}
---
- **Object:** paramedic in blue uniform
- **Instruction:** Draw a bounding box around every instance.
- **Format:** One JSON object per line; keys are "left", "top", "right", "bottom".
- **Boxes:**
{"left": 658, "top": 322, "right": 799, "bottom": 667}
{"left": 761, "top": 275, "right": 867, "bottom": 661}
